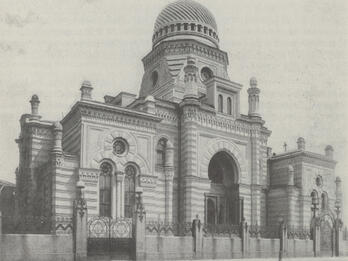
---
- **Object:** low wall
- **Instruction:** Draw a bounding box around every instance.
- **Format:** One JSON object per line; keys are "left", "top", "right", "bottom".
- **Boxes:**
{"left": 0, "top": 234, "right": 73, "bottom": 261}
{"left": 145, "top": 235, "right": 194, "bottom": 260}
{"left": 144, "top": 235, "right": 316, "bottom": 260}
{"left": 343, "top": 240, "right": 348, "bottom": 256}
{"left": 248, "top": 238, "right": 280, "bottom": 258}
{"left": 202, "top": 236, "right": 242, "bottom": 259}
{"left": 287, "top": 238, "right": 313, "bottom": 257}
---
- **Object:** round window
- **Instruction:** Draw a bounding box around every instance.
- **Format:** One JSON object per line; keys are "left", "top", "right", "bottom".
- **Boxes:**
{"left": 113, "top": 138, "right": 128, "bottom": 156}
{"left": 151, "top": 71, "right": 159, "bottom": 87}
{"left": 200, "top": 67, "right": 213, "bottom": 81}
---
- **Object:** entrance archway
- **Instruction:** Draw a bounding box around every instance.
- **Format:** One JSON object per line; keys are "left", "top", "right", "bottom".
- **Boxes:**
{"left": 320, "top": 214, "right": 334, "bottom": 257}
{"left": 205, "top": 151, "right": 242, "bottom": 225}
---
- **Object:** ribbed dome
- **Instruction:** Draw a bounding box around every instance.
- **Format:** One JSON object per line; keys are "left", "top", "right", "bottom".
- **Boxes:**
{"left": 152, "top": 0, "right": 219, "bottom": 48}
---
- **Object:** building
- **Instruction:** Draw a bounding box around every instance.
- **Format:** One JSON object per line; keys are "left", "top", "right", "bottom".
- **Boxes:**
{"left": 0, "top": 179, "right": 15, "bottom": 216}
{"left": 12, "top": 0, "right": 344, "bottom": 259}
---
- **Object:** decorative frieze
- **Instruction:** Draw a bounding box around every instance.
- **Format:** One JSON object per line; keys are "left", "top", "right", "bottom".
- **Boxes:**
{"left": 29, "top": 126, "right": 53, "bottom": 139}
{"left": 139, "top": 174, "right": 157, "bottom": 188}
{"left": 79, "top": 168, "right": 99, "bottom": 182}
{"left": 79, "top": 106, "right": 159, "bottom": 132}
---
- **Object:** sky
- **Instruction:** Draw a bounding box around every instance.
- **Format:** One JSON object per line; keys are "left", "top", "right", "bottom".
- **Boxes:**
{"left": 0, "top": 0, "right": 347, "bottom": 222}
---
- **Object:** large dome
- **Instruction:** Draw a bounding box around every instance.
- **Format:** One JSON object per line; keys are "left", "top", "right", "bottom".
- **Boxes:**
{"left": 152, "top": 0, "right": 219, "bottom": 48}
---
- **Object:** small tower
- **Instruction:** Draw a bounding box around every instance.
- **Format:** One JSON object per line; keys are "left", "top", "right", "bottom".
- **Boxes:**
{"left": 325, "top": 145, "right": 334, "bottom": 159}
{"left": 248, "top": 77, "right": 260, "bottom": 117}
{"left": 297, "top": 137, "right": 306, "bottom": 150}
{"left": 30, "top": 94, "right": 40, "bottom": 116}
{"left": 183, "top": 56, "right": 199, "bottom": 99}
{"left": 80, "top": 80, "right": 93, "bottom": 100}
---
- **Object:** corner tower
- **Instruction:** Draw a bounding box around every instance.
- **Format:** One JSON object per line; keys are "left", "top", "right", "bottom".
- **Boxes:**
{"left": 139, "top": 0, "right": 240, "bottom": 112}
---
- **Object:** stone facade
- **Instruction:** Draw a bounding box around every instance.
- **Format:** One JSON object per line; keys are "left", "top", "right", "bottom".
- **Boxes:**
{"left": 14, "top": 0, "right": 342, "bottom": 244}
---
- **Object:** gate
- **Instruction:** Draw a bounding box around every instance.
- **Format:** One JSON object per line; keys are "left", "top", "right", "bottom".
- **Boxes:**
{"left": 320, "top": 214, "right": 334, "bottom": 257}
{"left": 87, "top": 216, "right": 134, "bottom": 260}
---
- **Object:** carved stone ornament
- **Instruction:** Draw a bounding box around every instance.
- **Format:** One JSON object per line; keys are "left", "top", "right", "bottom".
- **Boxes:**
{"left": 139, "top": 175, "right": 157, "bottom": 188}
{"left": 53, "top": 156, "right": 64, "bottom": 167}
{"left": 75, "top": 198, "right": 87, "bottom": 218}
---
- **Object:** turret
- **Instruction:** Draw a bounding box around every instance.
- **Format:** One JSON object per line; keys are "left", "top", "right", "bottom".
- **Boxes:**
{"left": 80, "top": 80, "right": 93, "bottom": 101}
{"left": 297, "top": 137, "right": 306, "bottom": 150}
{"left": 183, "top": 57, "right": 199, "bottom": 99}
{"left": 248, "top": 77, "right": 260, "bottom": 117}
{"left": 325, "top": 145, "right": 334, "bottom": 159}
{"left": 30, "top": 94, "right": 40, "bottom": 116}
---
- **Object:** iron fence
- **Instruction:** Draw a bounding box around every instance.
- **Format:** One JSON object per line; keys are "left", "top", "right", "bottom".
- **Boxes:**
{"left": 2, "top": 215, "right": 74, "bottom": 234}
{"left": 88, "top": 216, "right": 133, "bottom": 238}
{"left": 145, "top": 221, "right": 192, "bottom": 236}
{"left": 249, "top": 224, "right": 279, "bottom": 238}
{"left": 2, "top": 215, "right": 51, "bottom": 234}
{"left": 203, "top": 223, "right": 240, "bottom": 237}
{"left": 287, "top": 225, "right": 311, "bottom": 240}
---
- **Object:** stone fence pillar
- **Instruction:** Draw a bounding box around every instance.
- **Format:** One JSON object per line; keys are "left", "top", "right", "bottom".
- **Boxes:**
{"left": 0, "top": 211, "right": 2, "bottom": 258}
{"left": 313, "top": 218, "right": 321, "bottom": 257}
{"left": 73, "top": 181, "right": 87, "bottom": 261}
{"left": 335, "top": 218, "right": 343, "bottom": 256}
{"left": 240, "top": 218, "right": 249, "bottom": 258}
{"left": 279, "top": 221, "right": 287, "bottom": 260}
{"left": 135, "top": 187, "right": 146, "bottom": 261}
{"left": 192, "top": 215, "right": 202, "bottom": 258}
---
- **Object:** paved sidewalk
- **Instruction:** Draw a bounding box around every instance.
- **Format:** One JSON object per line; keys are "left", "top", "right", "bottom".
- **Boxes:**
{"left": 167, "top": 257, "right": 348, "bottom": 261}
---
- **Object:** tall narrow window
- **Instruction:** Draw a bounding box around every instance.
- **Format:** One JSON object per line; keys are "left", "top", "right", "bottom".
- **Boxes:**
{"left": 124, "top": 165, "right": 136, "bottom": 218}
{"left": 99, "top": 162, "right": 112, "bottom": 217}
{"left": 227, "top": 97, "right": 232, "bottom": 115}
{"left": 156, "top": 138, "right": 167, "bottom": 167}
{"left": 206, "top": 197, "right": 216, "bottom": 224}
{"left": 321, "top": 192, "right": 329, "bottom": 211}
{"left": 218, "top": 95, "right": 223, "bottom": 113}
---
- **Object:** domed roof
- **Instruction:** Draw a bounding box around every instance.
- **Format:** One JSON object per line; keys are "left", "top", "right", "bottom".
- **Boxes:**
{"left": 153, "top": 0, "right": 219, "bottom": 48}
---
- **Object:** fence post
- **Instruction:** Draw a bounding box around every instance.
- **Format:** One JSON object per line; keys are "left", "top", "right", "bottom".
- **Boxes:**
{"left": 241, "top": 218, "right": 248, "bottom": 258}
{"left": 335, "top": 218, "right": 343, "bottom": 256}
{"left": 135, "top": 187, "right": 146, "bottom": 261}
{"left": 73, "top": 181, "right": 88, "bottom": 261}
{"left": 0, "top": 211, "right": 2, "bottom": 259}
{"left": 313, "top": 218, "right": 320, "bottom": 257}
{"left": 192, "top": 215, "right": 202, "bottom": 258}
{"left": 279, "top": 221, "right": 287, "bottom": 260}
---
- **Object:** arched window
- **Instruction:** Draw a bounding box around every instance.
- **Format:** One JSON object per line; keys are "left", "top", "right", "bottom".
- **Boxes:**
{"left": 218, "top": 95, "right": 223, "bottom": 113}
{"left": 321, "top": 192, "right": 329, "bottom": 211}
{"left": 156, "top": 138, "right": 167, "bottom": 167}
{"left": 124, "top": 165, "right": 136, "bottom": 218}
{"left": 207, "top": 198, "right": 216, "bottom": 225}
{"left": 99, "top": 162, "right": 112, "bottom": 217}
{"left": 227, "top": 97, "right": 232, "bottom": 115}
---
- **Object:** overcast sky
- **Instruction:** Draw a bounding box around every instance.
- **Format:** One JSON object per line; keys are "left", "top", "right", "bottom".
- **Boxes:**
{"left": 0, "top": 0, "right": 347, "bottom": 221}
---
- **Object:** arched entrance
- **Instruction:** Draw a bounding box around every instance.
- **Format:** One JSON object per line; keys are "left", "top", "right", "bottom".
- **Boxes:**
{"left": 205, "top": 151, "right": 242, "bottom": 225}
{"left": 320, "top": 214, "right": 334, "bottom": 257}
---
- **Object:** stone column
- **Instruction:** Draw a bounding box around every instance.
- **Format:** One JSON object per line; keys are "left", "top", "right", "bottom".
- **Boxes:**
{"left": 73, "top": 181, "right": 88, "bottom": 261}
{"left": 135, "top": 188, "right": 146, "bottom": 261}
{"left": 164, "top": 142, "right": 174, "bottom": 223}
{"left": 116, "top": 171, "right": 125, "bottom": 218}
{"left": 111, "top": 174, "right": 117, "bottom": 218}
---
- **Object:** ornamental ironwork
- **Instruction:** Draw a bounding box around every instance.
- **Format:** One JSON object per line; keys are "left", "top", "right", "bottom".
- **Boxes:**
{"left": 287, "top": 226, "right": 311, "bottom": 240}
{"left": 145, "top": 221, "right": 192, "bottom": 236}
{"left": 203, "top": 223, "right": 241, "bottom": 238}
{"left": 249, "top": 224, "right": 279, "bottom": 239}
{"left": 88, "top": 216, "right": 133, "bottom": 238}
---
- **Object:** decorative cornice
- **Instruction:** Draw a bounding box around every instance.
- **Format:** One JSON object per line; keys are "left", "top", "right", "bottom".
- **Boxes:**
{"left": 269, "top": 150, "right": 336, "bottom": 168}
{"left": 142, "top": 39, "right": 228, "bottom": 68}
